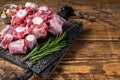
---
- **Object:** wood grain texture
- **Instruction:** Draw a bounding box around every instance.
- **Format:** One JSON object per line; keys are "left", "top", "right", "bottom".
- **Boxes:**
{"left": 0, "top": 0, "right": 120, "bottom": 80}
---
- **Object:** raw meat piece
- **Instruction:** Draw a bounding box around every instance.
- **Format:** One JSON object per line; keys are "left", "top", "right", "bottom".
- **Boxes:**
{"left": 11, "top": 10, "right": 27, "bottom": 27}
{"left": 37, "top": 6, "right": 53, "bottom": 16}
{"left": 25, "top": 2, "right": 38, "bottom": 9}
{"left": 8, "top": 39, "right": 27, "bottom": 54}
{"left": 25, "top": 7, "right": 36, "bottom": 15}
{"left": 0, "top": 34, "right": 14, "bottom": 49}
{"left": 24, "top": 15, "right": 33, "bottom": 28}
{"left": 0, "top": 25, "right": 13, "bottom": 39}
{"left": 32, "top": 27, "right": 47, "bottom": 39}
{"left": 13, "top": 26, "right": 26, "bottom": 39}
{"left": 11, "top": 6, "right": 36, "bottom": 27}
{"left": 17, "top": 9, "right": 27, "bottom": 18}
{"left": 25, "top": 15, "right": 49, "bottom": 39}
{"left": 11, "top": 6, "right": 27, "bottom": 27}
{"left": 30, "top": 23, "right": 48, "bottom": 39}
{"left": 25, "top": 15, "right": 45, "bottom": 28}
{"left": 34, "top": 6, "right": 53, "bottom": 21}
{"left": 25, "top": 34, "right": 36, "bottom": 49}
{"left": 48, "top": 14, "right": 66, "bottom": 35}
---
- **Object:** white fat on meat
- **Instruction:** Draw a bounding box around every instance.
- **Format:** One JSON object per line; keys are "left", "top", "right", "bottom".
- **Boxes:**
{"left": 13, "top": 26, "right": 26, "bottom": 39}
{"left": 17, "top": 10, "right": 27, "bottom": 18}
{"left": 32, "top": 28, "right": 47, "bottom": 39}
{"left": 0, "top": 34, "right": 14, "bottom": 49}
{"left": 25, "top": 34, "right": 36, "bottom": 49}
{"left": 9, "top": 39, "right": 27, "bottom": 54}
{"left": 0, "top": 25, "right": 13, "bottom": 39}
{"left": 32, "top": 17, "right": 43, "bottom": 25}
{"left": 39, "top": 6, "right": 48, "bottom": 11}
{"left": 16, "top": 26, "right": 25, "bottom": 32}
{"left": 25, "top": 2, "right": 38, "bottom": 9}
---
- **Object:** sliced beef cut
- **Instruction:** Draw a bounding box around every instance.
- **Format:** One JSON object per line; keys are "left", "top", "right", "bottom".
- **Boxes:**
{"left": 25, "top": 34, "right": 36, "bottom": 49}
{"left": 8, "top": 39, "right": 27, "bottom": 54}
{"left": 25, "top": 15, "right": 33, "bottom": 27}
{"left": 0, "top": 25, "right": 13, "bottom": 39}
{"left": 48, "top": 14, "right": 66, "bottom": 35}
{"left": 0, "top": 34, "right": 14, "bottom": 49}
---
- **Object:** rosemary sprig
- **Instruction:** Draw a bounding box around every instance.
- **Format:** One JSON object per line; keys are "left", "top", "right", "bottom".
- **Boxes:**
{"left": 24, "top": 32, "right": 67, "bottom": 64}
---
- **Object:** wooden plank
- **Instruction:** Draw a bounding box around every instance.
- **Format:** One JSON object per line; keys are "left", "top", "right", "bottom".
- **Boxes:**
{"left": 69, "top": 0, "right": 120, "bottom": 6}
{"left": 0, "top": 0, "right": 120, "bottom": 80}
{"left": 69, "top": 41, "right": 120, "bottom": 54}
{"left": 68, "top": 19, "right": 120, "bottom": 40}
{"left": 1, "top": 57, "right": 119, "bottom": 80}
{"left": 0, "top": 59, "right": 22, "bottom": 80}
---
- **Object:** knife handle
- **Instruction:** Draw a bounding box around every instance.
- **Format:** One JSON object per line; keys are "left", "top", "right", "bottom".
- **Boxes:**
{"left": 57, "top": 5, "right": 74, "bottom": 20}
{"left": 8, "top": 68, "right": 33, "bottom": 80}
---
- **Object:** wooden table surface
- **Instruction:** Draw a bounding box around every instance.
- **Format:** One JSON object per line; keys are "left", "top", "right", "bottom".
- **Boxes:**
{"left": 0, "top": 0, "right": 120, "bottom": 80}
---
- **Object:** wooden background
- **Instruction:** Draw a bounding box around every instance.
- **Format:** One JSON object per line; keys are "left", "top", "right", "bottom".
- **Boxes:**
{"left": 0, "top": 0, "right": 120, "bottom": 80}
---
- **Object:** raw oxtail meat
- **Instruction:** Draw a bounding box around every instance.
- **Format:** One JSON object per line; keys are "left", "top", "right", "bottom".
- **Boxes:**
{"left": 9, "top": 39, "right": 27, "bottom": 54}
{"left": 13, "top": 26, "right": 27, "bottom": 39}
{"left": 11, "top": 6, "right": 36, "bottom": 27}
{"left": 25, "top": 34, "right": 36, "bottom": 49}
{"left": 0, "top": 25, "right": 13, "bottom": 39}
{"left": 48, "top": 14, "right": 66, "bottom": 35}
{"left": 0, "top": 2, "right": 66, "bottom": 54}
{"left": 0, "top": 33, "right": 14, "bottom": 49}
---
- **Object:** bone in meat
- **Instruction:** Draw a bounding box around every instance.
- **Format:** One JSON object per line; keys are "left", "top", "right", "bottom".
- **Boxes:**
{"left": 0, "top": 33, "right": 14, "bottom": 49}
{"left": 25, "top": 34, "right": 37, "bottom": 49}
{"left": 9, "top": 39, "right": 27, "bottom": 54}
